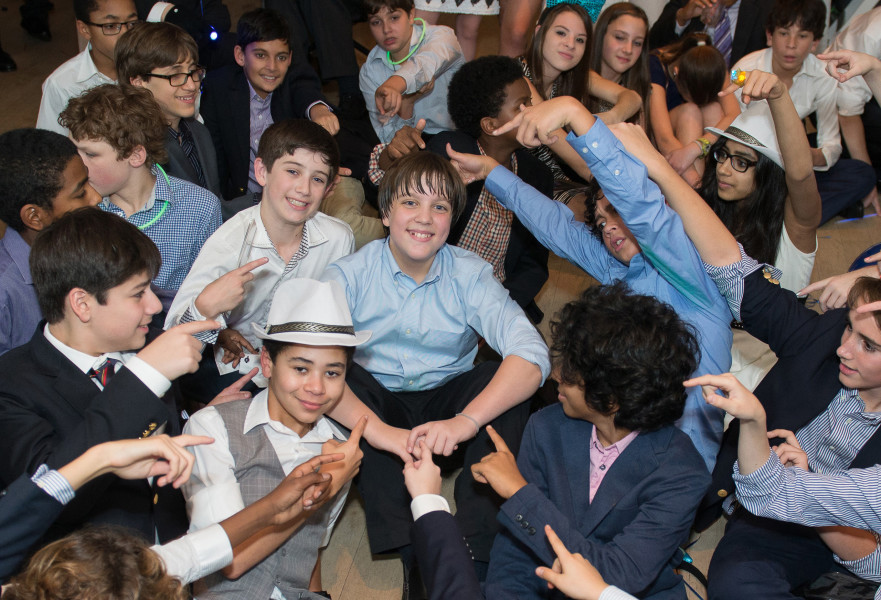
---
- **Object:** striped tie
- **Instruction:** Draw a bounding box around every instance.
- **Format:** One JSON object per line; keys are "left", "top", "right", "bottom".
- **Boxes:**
{"left": 714, "top": 9, "right": 733, "bottom": 67}
{"left": 88, "top": 358, "right": 119, "bottom": 387}
{"left": 176, "top": 121, "right": 207, "bottom": 189}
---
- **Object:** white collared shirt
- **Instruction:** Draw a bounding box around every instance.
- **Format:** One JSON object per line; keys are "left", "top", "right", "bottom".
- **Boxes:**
{"left": 36, "top": 45, "right": 115, "bottom": 135}
{"left": 734, "top": 48, "right": 841, "bottom": 170}
{"left": 165, "top": 204, "right": 354, "bottom": 376}
{"left": 43, "top": 323, "right": 171, "bottom": 398}
{"left": 182, "top": 389, "right": 349, "bottom": 545}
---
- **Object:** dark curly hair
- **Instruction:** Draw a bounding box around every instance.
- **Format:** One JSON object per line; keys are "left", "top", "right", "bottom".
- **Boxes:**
{"left": 578, "top": 179, "right": 605, "bottom": 241}
{"left": 699, "top": 137, "right": 787, "bottom": 265}
{"left": 767, "top": 0, "right": 826, "bottom": 39}
{"left": 5, "top": 526, "right": 187, "bottom": 600}
{"left": 0, "top": 129, "right": 80, "bottom": 233}
{"left": 550, "top": 283, "right": 699, "bottom": 431}
{"left": 448, "top": 55, "right": 525, "bottom": 139}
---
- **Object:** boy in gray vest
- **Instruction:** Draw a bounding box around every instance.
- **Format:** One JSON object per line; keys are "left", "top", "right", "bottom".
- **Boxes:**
{"left": 182, "top": 278, "right": 370, "bottom": 598}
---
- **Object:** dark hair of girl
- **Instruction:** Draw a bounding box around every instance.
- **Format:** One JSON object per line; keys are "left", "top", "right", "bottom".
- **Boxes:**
{"left": 653, "top": 33, "right": 726, "bottom": 107}
{"left": 524, "top": 3, "right": 593, "bottom": 103}
{"left": 699, "top": 138, "right": 788, "bottom": 264}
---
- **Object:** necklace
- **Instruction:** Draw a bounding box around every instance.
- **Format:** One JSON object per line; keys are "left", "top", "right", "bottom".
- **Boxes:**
{"left": 387, "top": 18, "right": 426, "bottom": 65}
{"left": 137, "top": 164, "right": 171, "bottom": 230}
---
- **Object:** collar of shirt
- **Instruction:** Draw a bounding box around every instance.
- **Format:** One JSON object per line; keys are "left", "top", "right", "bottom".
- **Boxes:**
{"left": 589, "top": 426, "right": 639, "bottom": 461}
{"left": 380, "top": 237, "right": 443, "bottom": 289}
{"left": 246, "top": 79, "right": 273, "bottom": 105}
{"left": 844, "top": 388, "right": 881, "bottom": 422}
{"left": 78, "top": 43, "right": 115, "bottom": 85}
{"left": 243, "top": 389, "right": 346, "bottom": 443}
{"left": 101, "top": 165, "right": 171, "bottom": 216}
{"left": 381, "top": 20, "right": 428, "bottom": 69}
{"left": 43, "top": 323, "right": 129, "bottom": 375}
{"left": 758, "top": 46, "right": 814, "bottom": 81}
{"left": 1, "top": 228, "right": 33, "bottom": 285}
{"left": 252, "top": 206, "right": 330, "bottom": 252}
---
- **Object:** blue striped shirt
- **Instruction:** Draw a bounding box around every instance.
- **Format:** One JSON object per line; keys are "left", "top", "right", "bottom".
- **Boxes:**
{"left": 31, "top": 464, "right": 75, "bottom": 505}
{"left": 100, "top": 167, "right": 222, "bottom": 292}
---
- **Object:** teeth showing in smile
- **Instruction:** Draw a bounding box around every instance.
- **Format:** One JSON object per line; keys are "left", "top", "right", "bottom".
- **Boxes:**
{"left": 411, "top": 231, "right": 431, "bottom": 240}
{"left": 614, "top": 238, "right": 624, "bottom": 249}
{"left": 288, "top": 198, "right": 307, "bottom": 208}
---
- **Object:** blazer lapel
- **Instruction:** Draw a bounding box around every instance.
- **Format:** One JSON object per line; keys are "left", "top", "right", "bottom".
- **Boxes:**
{"left": 30, "top": 329, "right": 99, "bottom": 416}
{"left": 578, "top": 432, "right": 658, "bottom": 536}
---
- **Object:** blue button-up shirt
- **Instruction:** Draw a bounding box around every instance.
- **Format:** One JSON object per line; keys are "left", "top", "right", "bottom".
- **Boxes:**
{"left": 0, "top": 229, "right": 41, "bottom": 355}
{"left": 321, "top": 239, "right": 550, "bottom": 392}
{"left": 100, "top": 167, "right": 222, "bottom": 294}
{"left": 485, "top": 120, "right": 733, "bottom": 471}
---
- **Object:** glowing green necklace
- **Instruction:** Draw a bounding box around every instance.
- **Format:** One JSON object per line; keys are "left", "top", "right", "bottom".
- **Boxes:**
{"left": 137, "top": 164, "right": 171, "bottom": 230}
{"left": 387, "top": 18, "right": 426, "bottom": 65}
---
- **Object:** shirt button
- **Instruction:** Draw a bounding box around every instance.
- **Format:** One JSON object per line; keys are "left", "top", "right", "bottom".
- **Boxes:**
{"left": 406, "top": 329, "right": 411, "bottom": 334}
{"left": 614, "top": 169, "right": 620, "bottom": 176}
{"left": 515, "top": 514, "right": 523, "bottom": 522}
{"left": 591, "top": 142, "right": 598, "bottom": 149}
{"left": 581, "top": 147, "right": 588, "bottom": 154}
{"left": 153, "top": 493, "right": 159, "bottom": 504}
{"left": 409, "top": 380, "right": 414, "bottom": 385}
{"left": 527, "top": 526, "right": 536, "bottom": 535}
{"left": 403, "top": 353, "right": 408, "bottom": 359}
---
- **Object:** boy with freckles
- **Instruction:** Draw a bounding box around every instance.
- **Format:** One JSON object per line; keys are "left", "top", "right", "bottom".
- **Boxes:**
{"left": 320, "top": 152, "right": 550, "bottom": 583}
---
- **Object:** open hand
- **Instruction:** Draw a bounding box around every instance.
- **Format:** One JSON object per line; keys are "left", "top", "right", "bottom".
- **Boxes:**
{"left": 102, "top": 434, "right": 214, "bottom": 487}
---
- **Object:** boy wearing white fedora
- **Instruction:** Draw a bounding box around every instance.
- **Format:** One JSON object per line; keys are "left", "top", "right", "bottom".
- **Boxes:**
{"left": 182, "top": 278, "right": 369, "bottom": 599}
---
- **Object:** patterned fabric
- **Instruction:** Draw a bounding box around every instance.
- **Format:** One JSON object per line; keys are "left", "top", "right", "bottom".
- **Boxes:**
{"left": 247, "top": 81, "right": 274, "bottom": 194}
{"left": 367, "top": 142, "right": 388, "bottom": 187}
{"left": 87, "top": 357, "right": 119, "bottom": 388}
{"left": 714, "top": 8, "right": 733, "bottom": 66}
{"left": 99, "top": 166, "right": 222, "bottom": 292}
{"left": 171, "top": 120, "right": 207, "bottom": 189}
{"left": 31, "top": 464, "right": 75, "bottom": 505}
{"left": 702, "top": 243, "right": 782, "bottom": 322}
{"left": 455, "top": 143, "right": 516, "bottom": 281}
{"left": 545, "top": 0, "right": 606, "bottom": 22}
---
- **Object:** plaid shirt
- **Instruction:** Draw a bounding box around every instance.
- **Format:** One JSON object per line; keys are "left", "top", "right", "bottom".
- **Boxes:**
{"left": 100, "top": 166, "right": 222, "bottom": 292}
{"left": 456, "top": 143, "right": 516, "bottom": 282}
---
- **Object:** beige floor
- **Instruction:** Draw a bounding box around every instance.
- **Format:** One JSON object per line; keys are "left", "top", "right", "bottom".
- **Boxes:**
{"left": 2, "top": 1, "right": 880, "bottom": 597}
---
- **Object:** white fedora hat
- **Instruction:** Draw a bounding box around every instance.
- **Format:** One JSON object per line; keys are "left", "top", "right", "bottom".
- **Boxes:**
{"left": 252, "top": 279, "right": 371, "bottom": 347}
{"left": 706, "top": 101, "right": 784, "bottom": 169}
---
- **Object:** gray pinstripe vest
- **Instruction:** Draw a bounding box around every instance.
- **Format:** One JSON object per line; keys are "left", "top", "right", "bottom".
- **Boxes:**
{"left": 199, "top": 399, "right": 332, "bottom": 600}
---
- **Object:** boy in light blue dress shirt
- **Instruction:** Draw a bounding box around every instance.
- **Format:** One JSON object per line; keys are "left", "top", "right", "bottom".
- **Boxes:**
{"left": 320, "top": 151, "right": 550, "bottom": 583}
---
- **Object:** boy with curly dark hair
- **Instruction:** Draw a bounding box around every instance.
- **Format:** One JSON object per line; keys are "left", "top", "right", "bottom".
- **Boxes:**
{"left": 468, "top": 282, "right": 709, "bottom": 599}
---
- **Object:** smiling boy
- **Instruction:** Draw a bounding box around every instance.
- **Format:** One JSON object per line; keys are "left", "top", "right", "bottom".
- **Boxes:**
{"left": 320, "top": 152, "right": 550, "bottom": 583}
{"left": 36, "top": 0, "right": 139, "bottom": 135}
{"left": 360, "top": 0, "right": 465, "bottom": 143}
{"left": 733, "top": 0, "right": 876, "bottom": 222}
{"left": 166, "top": 119, "right": 354, "bottom": 402}
{"left": 115, "top": 21, "right": 223, "bottom": 198}
{"left": 183, "top": 278, "right": 367, "bottom": 598}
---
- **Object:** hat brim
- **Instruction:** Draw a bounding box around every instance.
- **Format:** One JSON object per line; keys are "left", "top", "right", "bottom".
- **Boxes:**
{"left": 705, "top": 126, "right": 784, "bottom": 169}
{"left": 251, "top": 322, "right": 372, "bottom": 347}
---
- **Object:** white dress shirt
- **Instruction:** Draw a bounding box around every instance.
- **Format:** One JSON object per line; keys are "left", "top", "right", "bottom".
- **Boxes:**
{"left": 830, "top": 7, "right": 881, "bottom": 116}
{"left": 36, "top": 46, "right": 115, "bottom": 135}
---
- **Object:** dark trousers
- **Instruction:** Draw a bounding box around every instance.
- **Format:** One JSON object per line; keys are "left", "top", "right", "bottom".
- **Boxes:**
{"left": 816, "top": 158, "right": 877, "bottom": 224}
{"left": 862, "top": 98, "right": 881, "bottom": 183}
{"left": 708, "top": 510, "right": 842, "bottom": 600}
{"left": 347, "top": 362, "right": 530, "bottom": 562}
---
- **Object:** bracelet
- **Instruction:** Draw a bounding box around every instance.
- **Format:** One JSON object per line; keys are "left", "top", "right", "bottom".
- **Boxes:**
{"left": 455, "top": 412, "right": 480, "bottom": 435}
{"left": 694, "top": 137, "right": 711, "bottom": 159}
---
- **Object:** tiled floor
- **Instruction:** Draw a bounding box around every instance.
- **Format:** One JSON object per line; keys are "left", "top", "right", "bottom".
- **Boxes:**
{"left": 1, "top": 1, "right": 879, "bottom": 597}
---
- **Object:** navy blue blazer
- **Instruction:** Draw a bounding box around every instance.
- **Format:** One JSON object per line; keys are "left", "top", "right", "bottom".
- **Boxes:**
{"left": 0, "top": 473, "right": 65, "bottom": 581}
{"left": 412, "top": 510, "right": 484, "bottom": 600}
{"left": 485, "top": 404, "right": 709, "bottom": 599}
{"left": 0, "top": 324, "right": 187, "bottom": 544}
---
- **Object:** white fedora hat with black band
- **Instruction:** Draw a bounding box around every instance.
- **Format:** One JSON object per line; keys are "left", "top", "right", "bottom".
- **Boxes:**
{"left": 252, "top": 279, "right": 371, "bottom": 347}
{"left": 706, "top": 101, "right": 784, "bottom": 169}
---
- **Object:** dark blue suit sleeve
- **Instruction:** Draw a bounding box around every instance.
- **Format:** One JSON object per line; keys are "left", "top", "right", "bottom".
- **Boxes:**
{"left": 411, "top": 510, "right": 483, "bottom": 600}
{"left": 0, "top": 474, "right": 64, "bottom": 581}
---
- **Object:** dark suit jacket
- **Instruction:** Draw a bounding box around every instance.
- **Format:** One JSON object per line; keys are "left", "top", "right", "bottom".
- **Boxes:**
{"left": 164, "top": 118, "right": 223, "bottom": 199}
{"left": 200, "top": 64, "right": 325, "bottom": 198}
{"left": 426, "top": 131, "right": 552, "bottom": 313}
{"left": 649, "top": 0, "right": 772, "bottom": 66}
{"left": 412, "top": 510, "right": 484, "bottom": 600}
{"left": 0, "top": 325, "right": 188, "bottom": 544}
{"left": 0, "top": 474, "right": 65, "bottom": 581}
{"left": 485, "top": 404, "right": 709, "bottom": 599}
{"left": 698, "top": 269, "right": 881, "bottom": 525}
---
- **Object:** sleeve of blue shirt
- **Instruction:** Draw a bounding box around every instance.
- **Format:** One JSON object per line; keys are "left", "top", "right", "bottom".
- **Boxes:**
{"left": 484, "top": 167, "right": 612, "bottom": 284}
{"left": 573, "top": 120, "right": 721, "bottom": 315}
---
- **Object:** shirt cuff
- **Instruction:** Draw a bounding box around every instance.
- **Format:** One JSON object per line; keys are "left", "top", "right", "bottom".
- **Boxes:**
{"left": 180, "top": 301, "right": 222, "bottom": 344}
{"left": 306, "top": 100, "right": 332, "bottom": 120}
{"left": 32, "top": 465, "right": 76, "bottom": 505}
{"left": 732, "top": 448, "right": 782, "bottom": 507}
{"left": 410, "top": 494, "right": 451, "bottom": 521}
{"left": 702, "top": 243, "right": 781, "bottom": 322}
{"left": 600, "top": 586, "right": 638, "bottom": 600}
{"left": 367, "top": 143, "right": 389, "bottom": 186}
{"left": 152, "top": 523, "right": 233, "bottom": 585}
{"left": 834, "top": 534, "right": 881, "bottom": 582}
{"left": 125, "top": 356, "right": 172, "bottom": 398}
{"left": 146, "top": 2, "right": 174, "bottom": 21}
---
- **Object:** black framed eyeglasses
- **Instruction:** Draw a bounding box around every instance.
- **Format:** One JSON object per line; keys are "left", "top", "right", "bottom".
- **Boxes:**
{"left": 83, "top": 19, "right": 142, "bottom": 35}
{"left": 713, "top": 147, "right": 758, "bottom": 173}
{"left": 144, "top": 67, "right": 207, "bottom": 87}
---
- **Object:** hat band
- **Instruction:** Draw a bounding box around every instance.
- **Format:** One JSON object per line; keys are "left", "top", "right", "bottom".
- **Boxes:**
{"left": 266, "top": 321, "right": 355, "bottom": 336}
{"left": 724, "top": 126, "right": 767, "bottom": 148}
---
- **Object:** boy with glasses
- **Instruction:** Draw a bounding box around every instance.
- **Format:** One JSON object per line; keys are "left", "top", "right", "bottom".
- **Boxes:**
{"left": 36, "top": 0, "right": 140, "bottom": 135}
{"left": 116, "top": 21, "right": 223, "bottom": 199}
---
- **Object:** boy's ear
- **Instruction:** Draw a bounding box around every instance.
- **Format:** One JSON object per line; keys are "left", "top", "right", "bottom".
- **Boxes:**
{"left": 130, "top": 75, "right": 146, "bottom": 88}
{"left": 766, "top": 29, "right": 773, "bottom": 47}
{"left": 234, "top": 45, "right": 246, "bottom": 68}
{"left": 479, "top": 115, "right": 498, "bottom": 137}
{"left": 20, "top": 204, "right": 51, "bottom": 233}
{"left": 259, "top": 346, "right": 273, "bottom": 379}
{"left": 67, "top": 287, "right": 94, "bottom": 324}
{"left": 810, "top": 38, "right": 820, "bottom": 54}
{"left": 76, "top": 20, "right": 92, "bottom": 41}
{"left": 126, "top": 145, "right": 148, "bottom": 169}
{"left": 254, "top": 157, "right": 269, "bottom": 187}
{"left": 323, "top": 174, "right": 340, "bottom": 200}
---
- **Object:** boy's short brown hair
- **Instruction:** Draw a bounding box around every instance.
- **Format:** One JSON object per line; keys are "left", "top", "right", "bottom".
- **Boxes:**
{"left": 377, "top": 152, "right": 465, "bottom": 224}
{"left": 363, "top": 0, "right": 414, "bottom": 17}
{"left": 257, "top": 119, "right": 340, "bottom": 181}
{"left": 848, "top": 277, "right": 881, "bottom": 331}
{"left": 59, "top": 83, "right": 168, "bottom": 165}
{"left": 115, "top": 21, "right": 199, "bottom": 86}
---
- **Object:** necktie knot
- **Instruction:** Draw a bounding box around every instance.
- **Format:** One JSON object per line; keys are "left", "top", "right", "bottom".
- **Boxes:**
{"left": 88, "top": 358, "right": 119, "bottom": 387}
